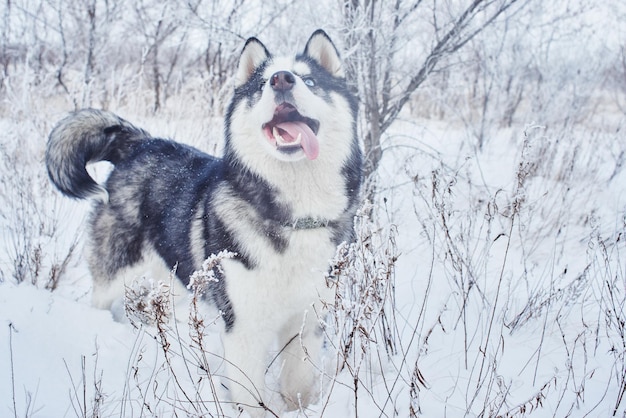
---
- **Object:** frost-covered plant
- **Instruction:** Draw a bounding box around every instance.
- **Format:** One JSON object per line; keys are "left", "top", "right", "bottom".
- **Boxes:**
{"left": 120, "top": 252, "right": 239, "bottom": 417}
{"left": 0, "top": 68, "right": 81, "bottom": 289}
{"left": 188, "top": 250, "right": 236, "bottom": 297}
{"left": 323, "top": 201, "right": 399, "bottom": 415}
{"left": 124, "top": 274, "right": 174, "bottom": 327}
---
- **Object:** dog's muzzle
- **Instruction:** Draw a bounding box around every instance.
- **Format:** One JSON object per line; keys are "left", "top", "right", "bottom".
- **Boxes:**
{"left": 262, "top": 101, "right": 320, "bottom": 160}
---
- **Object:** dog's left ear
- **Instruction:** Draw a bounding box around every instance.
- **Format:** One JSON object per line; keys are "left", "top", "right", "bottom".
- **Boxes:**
{"left": 303, "top": 30, "right": 344, "bottom": 78}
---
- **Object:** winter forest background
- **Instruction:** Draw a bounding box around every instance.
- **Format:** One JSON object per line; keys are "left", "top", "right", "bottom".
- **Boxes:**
{"left": 1, "top": 0, "right": 626, "bottom": 417}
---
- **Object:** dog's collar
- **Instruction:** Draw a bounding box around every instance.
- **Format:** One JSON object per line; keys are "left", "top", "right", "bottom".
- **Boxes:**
{"left": 285, "top": 217, "right": 330, "bottom": 230}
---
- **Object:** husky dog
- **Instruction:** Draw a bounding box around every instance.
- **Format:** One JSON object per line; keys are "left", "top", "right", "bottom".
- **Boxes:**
{"left": 46, "top": 30, "right": 362, "bottom": 415}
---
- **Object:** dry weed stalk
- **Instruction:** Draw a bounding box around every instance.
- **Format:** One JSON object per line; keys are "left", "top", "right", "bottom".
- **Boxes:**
{"left": 187, "top": 250, "right": 236, "bottom": 417}
{"left": 121, "top": 252, "right": 242, "bottom": 417}
{"left": 324, "top": 201, "right": 399, "bottom": 416}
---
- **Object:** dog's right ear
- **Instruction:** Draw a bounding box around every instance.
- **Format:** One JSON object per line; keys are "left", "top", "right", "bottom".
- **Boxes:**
{"left": 236, "top": 38, "right": 271, "bottom": 87}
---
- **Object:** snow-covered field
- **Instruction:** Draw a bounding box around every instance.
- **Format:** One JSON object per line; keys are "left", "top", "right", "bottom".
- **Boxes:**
{"left": 1, "top": 78, "right": 625, "bottom": 417}
{"left": 1, "top": 2, "right": 626, "bottom": 413}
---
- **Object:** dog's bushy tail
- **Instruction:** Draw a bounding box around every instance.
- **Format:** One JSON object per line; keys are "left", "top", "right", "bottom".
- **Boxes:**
{"left": 46, "top": 109, "right": 148, "bottom": 200}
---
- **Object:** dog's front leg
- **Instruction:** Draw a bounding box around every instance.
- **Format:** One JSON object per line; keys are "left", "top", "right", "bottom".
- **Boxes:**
{"left": 277, "top": 311, "right": 325, "bottom": 412}
{"left": 222, "top": 327, "right": 273, "bottom": 417}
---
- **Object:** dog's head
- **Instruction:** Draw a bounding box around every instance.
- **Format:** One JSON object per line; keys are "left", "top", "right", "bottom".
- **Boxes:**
{"left": 225, "top": 30, "right": 357, "bottom": 167}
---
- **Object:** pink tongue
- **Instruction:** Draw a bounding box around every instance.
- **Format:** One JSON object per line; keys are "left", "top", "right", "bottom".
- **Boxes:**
{"left": 275, "top": 121, "right": 319, "bottom": 160}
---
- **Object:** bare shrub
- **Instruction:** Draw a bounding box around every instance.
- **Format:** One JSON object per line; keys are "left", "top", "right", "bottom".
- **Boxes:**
{"left": 321, "top": 201, "right": 399, "bottom": 416}
{"left": 0, "top": 101, "right": 81, "bottom": 288}
{"left": 120, "top": 252, "right": 239, "bottom": 417}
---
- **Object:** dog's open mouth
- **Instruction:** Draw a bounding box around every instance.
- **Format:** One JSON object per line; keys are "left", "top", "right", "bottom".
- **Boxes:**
{"left": 262, "top": 103, "right": 320, "bottom": 160}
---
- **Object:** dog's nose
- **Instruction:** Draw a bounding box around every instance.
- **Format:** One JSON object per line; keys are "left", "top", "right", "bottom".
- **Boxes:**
{"left": 270, "top": 71, "right": 295, "bottom": 91}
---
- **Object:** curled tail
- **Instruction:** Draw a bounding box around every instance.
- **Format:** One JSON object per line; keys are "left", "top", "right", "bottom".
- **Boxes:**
{"left": 46, "top": 109, "right": 148, "bottom": 200}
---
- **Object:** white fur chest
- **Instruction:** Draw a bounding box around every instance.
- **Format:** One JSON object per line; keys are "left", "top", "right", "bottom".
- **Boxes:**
{"left": 221, "top": 227, "right": 335, "bottom": 330}
{"left": 212, "top": 184, "right": 336, "bottom": 327}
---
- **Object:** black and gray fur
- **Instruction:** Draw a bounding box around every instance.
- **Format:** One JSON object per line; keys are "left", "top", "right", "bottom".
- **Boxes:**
{"left": 46, "top": 29, "right": 362, "bottom": 415}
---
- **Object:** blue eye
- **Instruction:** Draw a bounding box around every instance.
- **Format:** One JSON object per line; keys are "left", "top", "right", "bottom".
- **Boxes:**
{"left": 302, "top": 77, "right": 315, "bottom": 87}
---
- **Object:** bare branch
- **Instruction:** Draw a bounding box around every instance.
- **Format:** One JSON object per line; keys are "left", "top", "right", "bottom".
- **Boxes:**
{"left": 381, "top": 0, "right": 523, "bottom": 133}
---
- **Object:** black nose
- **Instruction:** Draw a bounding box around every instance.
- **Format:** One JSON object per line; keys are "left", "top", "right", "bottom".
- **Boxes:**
{"left": 270, "top": 71, "right": 295, "bottom": 92}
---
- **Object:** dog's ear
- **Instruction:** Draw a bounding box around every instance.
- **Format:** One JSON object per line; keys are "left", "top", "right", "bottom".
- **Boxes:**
{"left": 303, "top": 30, "right": 344, "bottom": 78}
{"left": 236, "top": 37, "right": 271, "bottom": 87}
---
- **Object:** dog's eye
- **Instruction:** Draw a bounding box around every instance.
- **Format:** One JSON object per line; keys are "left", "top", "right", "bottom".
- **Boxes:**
{"left": 302, "top": 77, "right": 315, "bottom": 87}
{"left": 259, "top": 80, "right": 267, "bottom": 91}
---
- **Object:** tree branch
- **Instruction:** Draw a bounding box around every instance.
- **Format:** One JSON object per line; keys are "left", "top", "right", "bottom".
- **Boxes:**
{"left": 380, "top": 0, "right": 522, "bottom": 133}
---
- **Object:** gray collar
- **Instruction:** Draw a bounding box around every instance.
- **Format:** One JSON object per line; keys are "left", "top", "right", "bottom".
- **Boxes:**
{"left": 285, "top": 217, "right": 330, "bottom": 230}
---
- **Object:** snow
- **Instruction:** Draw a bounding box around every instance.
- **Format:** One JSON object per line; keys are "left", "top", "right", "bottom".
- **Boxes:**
{"left": 2, "top": 112, "right": 625, "bottom": 417}
{"left": 1, "top": 282, "right": 131, "bottom": 417}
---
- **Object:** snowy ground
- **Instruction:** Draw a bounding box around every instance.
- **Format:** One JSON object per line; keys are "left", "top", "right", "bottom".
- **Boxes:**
{"left": 1, "top": 94, "right": 626, "bottom": 417}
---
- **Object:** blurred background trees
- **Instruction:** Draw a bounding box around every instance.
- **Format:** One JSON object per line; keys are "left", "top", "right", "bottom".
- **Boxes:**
{"left": 0, "top": 0, "right": 623, "bottom": 177}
